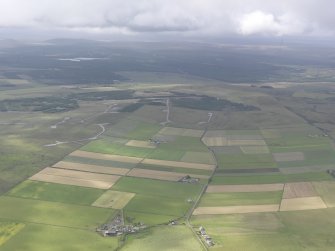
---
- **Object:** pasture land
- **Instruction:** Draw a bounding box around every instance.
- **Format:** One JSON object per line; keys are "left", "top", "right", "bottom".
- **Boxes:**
{"left": 127, "top": 168, "right": 209, "bottom": 181}
{"left": 313, "top": 181, "right": 335, "bottom": 207}
{"left": 69, "top": 150, "right": 142, "bottom": 164}
{"left": 282, "top": 182, "right": 317, "bottom": 199}
{"left": 111, "top": 176, "right": 202, "bottom": 199}
{"left": 81, "top": 140, "right": 152, "bottom": 158}
{"left": 215, "top": 153, "right": 276, "bottom": 169}
{"left": 125, "top": 140, "right": 156, "bottom": 149}
{"left": 0, "top": 224, "right": 118, "bottom": 251}
{"left": 181, "top": 151, "right": 216, "bottom": 165}
{"left": 142, "top": 158, "right": 215, "bottom": 170}
{"left": 0, "top": 196, "right": 114, "bottom": 229}
{"left": 157, "top": 127, "right": 203, "bottom": 137}
{"left": 207, "top": 184, "right": 284, "bottom": 193}
{"left": 0, "top": 222, "right": 25, "bottom": 247}
{"left": 280, "top": 197, "right": 327, "bottom": 211}
{"left": 273, "top": 152, "right": 305, "bottom": 162}
{"left": 193, "top": 204, "right": 279, "bottom": 215}
{"left": 198, "top": 191, "right": 283, "bottom": 207}
{"left": 53, "top": 161, "right": 129, "bottom": 176}
{"left": 7, "top": 180, "right": 104, "bottom": 205}
{"left": 240, "top": 146, "right": 270, "bottom": 154}
{"left": 121, "top": 226, "right": 203, "bottom": 251}
{"left": 92, "top": 190, "right": 135, "bottom": 209}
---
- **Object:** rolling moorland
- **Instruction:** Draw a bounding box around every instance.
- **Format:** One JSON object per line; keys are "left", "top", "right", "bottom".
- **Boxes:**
{"left": 1, "top": 40, "right": 335, "bottom": 250}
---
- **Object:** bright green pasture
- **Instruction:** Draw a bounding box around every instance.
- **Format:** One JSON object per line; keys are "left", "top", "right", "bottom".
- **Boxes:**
{"left": 82, "top": 140, "right": 152, "bottom": 158}
{"left": 7, "top": 180, "right": 104, "bottom": 205}
{"left": 198, "top": 191, "right": 282, "bottom": 207}
{"left": 0, "top": 224, "right": 118, "bottom": 251}
{"left": 121, "top": 226, "right": 203, "bottom": 251}
{"left": 124, "top": 194, "right": 192, "bottom": 217}
{"left": 211, "top": 172, "right": 332, "bottom": 185}
{"left": 111, "top": 176, "right": 202, "bottom": 199}
{"left": 0, "top": 196, "right": 114, "bottom": 229}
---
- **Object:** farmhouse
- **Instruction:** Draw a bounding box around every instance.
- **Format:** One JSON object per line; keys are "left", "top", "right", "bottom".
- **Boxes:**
{"left": 178, "top": 175, "right": 200, "bottom": 184}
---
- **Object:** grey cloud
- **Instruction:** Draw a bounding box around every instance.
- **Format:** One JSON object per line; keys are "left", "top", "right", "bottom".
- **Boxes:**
{"left": 0, "top": 0, "right": 335, "bottom": 37}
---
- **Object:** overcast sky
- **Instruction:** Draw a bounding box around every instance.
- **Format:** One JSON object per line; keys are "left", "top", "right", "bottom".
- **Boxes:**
{"left": 0, "top": 0, "right": 334, "bottom": 39}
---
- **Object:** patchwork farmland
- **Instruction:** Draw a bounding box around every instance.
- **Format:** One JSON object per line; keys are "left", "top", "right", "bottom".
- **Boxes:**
{"left": 2, "top": 86, "right": 335, "bottom": 251}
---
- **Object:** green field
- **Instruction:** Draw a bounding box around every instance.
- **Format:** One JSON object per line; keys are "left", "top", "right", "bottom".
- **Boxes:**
{"left": 0, "top": 196, "right": 114, "bottom": 229}
{"left": 216, "top": 153, "right": 276, "bottom": 169}
{"left": 7, "top": 180, "right": 104, "bottom": 206}
{"left": 136, "top": 163, "right": 212, "bottom": 176}
{"left": 121, "top": 226, "right": 204, "bottom": 251}
{"left": 82, "top": 140, "right": 152, "bottom": 158}
{"left": 210, "top": 172, "right": 332, "bottom": 185}
{"left": 199, "top": 191, "right": 283, "bottom": 207}
{"left": 111, "top": 176, "right": 203, "bottom": 199}
{"left": 0, "top": 222, "right": 25, "bottom": 247}
{"left": 0, "top": 224, "right": 118, "bottom": 251}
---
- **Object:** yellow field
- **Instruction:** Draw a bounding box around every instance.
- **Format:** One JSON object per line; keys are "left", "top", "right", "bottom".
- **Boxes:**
{"left": 92, "top": 190, "right": 135, "bottom": 209}
{"left": 127, "top": 168, "right": 209, "bottom": 181}
{"left": 29, "top": 167, "right": 121, "bottom": 189}
{"left": 70, "top": 150, "right": 143, "bottom": 163}
{"left": 283, "top": 182, "right": 317, "bottom": 199}
{"left": 141, "top": 158, "right": 215, "bottom": 170}
{"left": 206, "top": 184, "right": 284, "bottom": 193}
{"left": 193, "top": 204, "right": 279, "bottom": 215}
{"left": 53, "top": 161, "right": 129, "bottom": 176}
{"left": 29, "top": 173, "right": 116, "bottom": 189}
{"left": 280, "top": 197, "right": 327, "bottom": 211}
{"left": 0, "top": 222, "right": 25, "bottom": 247}
{"left": 157, "top": 127, "right": 203, "bottom": 137}
{"left": 125, "top": 140, "right": 156, "bottom": 148}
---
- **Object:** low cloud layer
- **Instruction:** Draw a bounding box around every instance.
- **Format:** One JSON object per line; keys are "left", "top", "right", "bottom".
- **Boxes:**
{"left": 0, "top": 0, "right": 334, "bottom": 37}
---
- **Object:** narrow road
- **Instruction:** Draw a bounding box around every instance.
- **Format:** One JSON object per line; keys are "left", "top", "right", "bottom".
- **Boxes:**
{"left": 161, "top": 98, "right": 171, "bottom": 125}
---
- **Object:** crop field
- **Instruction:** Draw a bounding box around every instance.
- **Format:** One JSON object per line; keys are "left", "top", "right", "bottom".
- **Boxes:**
{"left": 215, "top": 153, "right": 276, "bottom": 169}
{"left": 240, "top": 146, "right": 270, "bottom": 154}
{"left": 0, "top": 222, "right": 25, "bottom": 247}
{"left": 157, "top": 127, "right": 203, "bottom": 137}
{"left": 282, "top": 182, "right": 317, "bottom": 199}
{"left": 181, "top": 151, "right": 216, "bottom": 164}
{"left": 53, "top": 161, "right": 129, "bottom": 176}
{"left": 273, "top": 152, "right": 305, "bottom": 162}
{"left": 126, "top": 168, "right": 209, "bottom": 181}
{"left": 64, "top": 155, "right": 136, "bottom": 169}
{"left": 7, "top": 180, "right": 104, "bottom": 205}
{"left": 69, "top": 150, "right": 142, "bottom": 164}
{"left": 92, "top": 190, "right": 135, "bottom": 209}
{"left": 30, "top": 168, "right": 121, "bottom": 189}
{"left": 125, "top": 140, "right": 156, "bottom": 148}
{"left": 198, "top": 191, "right": 283, "bottom": 207}
{"left": 193, "top": 204, "right": 280, "bottom": 215}
{"left": 141, "top": 158, "right": 215, "bottom": 170}
{"left": 136, "top": 163, "right": 212, "bottom": 176}
{"left": 206, "top": 183, "right": 284, "bottom": 193}
{"left": 280, "top": 196, "right": 327, "bottom": 211}
{"left": 313, "top": 181, "right": 335, "bottom": 207}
